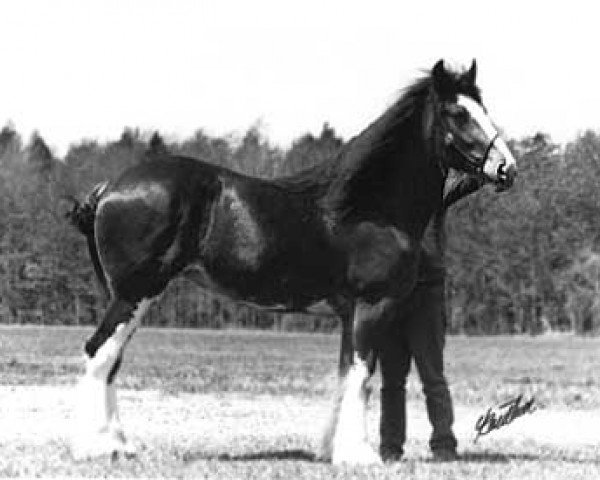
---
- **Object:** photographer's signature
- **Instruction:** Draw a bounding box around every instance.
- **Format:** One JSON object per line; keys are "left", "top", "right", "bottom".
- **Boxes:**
{"left": 474, "top": 394, "right": 536, "bottom": 443}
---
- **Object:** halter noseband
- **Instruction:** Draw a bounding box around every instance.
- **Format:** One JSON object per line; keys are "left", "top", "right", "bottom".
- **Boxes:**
{"left": 443, "top": 130, "right": 499, "bottom": 175}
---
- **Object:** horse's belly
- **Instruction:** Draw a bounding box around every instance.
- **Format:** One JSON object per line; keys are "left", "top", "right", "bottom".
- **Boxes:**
{"left": 195, "top": 210, "right": 341, "bottom": 308}
{"left": 189, "top": 255, "right": 338, "bottom": 310}
{"left": 195, "top": 185, "right": 341, "bottom": 309}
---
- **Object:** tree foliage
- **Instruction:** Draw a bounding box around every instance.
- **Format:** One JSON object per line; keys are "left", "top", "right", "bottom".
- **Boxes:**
{"left": 1, "top": 122, "right": 600, "bottom": 334}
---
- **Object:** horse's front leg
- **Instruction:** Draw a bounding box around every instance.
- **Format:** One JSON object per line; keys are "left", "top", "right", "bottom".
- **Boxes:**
{"left": 317, "top": 298, "right": 353, "bottom": 460}
{"left": 320, "top": 299, "right": 391, "bottom": 465}
{"left": 330, "top": 297, "right": 354, "bottom": 378}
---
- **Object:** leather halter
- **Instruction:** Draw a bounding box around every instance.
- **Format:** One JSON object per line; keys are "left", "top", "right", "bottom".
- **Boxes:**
{"left": 443, "top": 130, "right": 500, "bottom": 176}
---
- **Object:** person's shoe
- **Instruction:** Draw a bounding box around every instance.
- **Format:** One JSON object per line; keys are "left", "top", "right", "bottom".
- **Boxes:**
{"left": 431, "top": 448, "right": 459, "bottom": 462}
{"left": 379, "top": 446, "right": 403, "bottom": 463}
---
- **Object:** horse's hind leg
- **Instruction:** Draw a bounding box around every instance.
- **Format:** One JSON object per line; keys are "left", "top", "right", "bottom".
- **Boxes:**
{"left": 72, "top": 296, "right": 154, "bottom": 459}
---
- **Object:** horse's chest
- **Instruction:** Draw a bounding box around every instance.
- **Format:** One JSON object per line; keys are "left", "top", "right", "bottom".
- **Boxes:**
{"left": 343, "top": 222, "right": 420, "bottom": 297}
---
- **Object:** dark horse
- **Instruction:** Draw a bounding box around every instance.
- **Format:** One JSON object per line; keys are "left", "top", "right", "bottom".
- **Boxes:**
{"left": 67, "top": 60, "right": 516, "bottom": 463}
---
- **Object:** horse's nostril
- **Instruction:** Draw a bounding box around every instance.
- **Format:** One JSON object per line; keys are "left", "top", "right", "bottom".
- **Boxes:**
{"left": 496, "top": 163, "right": 507, "bottom": 183}
{"left": 496, "top": 163, "right": 516, "bottom": 190}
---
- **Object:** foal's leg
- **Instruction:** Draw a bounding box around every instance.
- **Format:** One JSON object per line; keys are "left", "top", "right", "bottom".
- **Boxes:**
{"left": 328, "top": 299, "right": 390, "bottom": 465}
{"left": 72, "top": 296, "right": 154, "bottom": 459}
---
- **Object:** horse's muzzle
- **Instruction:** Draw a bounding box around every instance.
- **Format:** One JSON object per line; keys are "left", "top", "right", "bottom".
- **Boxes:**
{"left": 495, "top": 162, "right": 517, "bottom": 191}
{"left": 482, "top": 136, "right": 517, "bottom": 191}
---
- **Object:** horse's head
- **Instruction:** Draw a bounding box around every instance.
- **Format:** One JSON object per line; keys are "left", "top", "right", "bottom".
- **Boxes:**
{"left": 429, "top": 59, "right": 517, "bottom": 191}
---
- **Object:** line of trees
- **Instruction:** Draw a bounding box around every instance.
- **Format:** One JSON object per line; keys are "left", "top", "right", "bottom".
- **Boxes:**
{"left": 1, "top": 122, "right": 600, "bottom": 334}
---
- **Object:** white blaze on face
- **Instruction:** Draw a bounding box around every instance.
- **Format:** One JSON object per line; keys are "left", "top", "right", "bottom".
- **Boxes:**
{"left": 457, "top": 95, "right": 497, "bottom": 139}
{"left": 456, "top": 94, "right": 517, "bottom": 175}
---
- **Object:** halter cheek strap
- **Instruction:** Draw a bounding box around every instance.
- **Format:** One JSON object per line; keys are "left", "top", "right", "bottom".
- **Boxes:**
{"left": 483, "top": 132, "right": 500, "bottom": 163}
{"left": 439, "top": 94, "right": 501, "bottom": 176}
{"left": 444, "top": 130, "right": 499, "bottom": 175}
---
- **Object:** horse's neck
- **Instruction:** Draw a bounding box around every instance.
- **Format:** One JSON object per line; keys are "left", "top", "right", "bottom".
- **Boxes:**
{"left": 322, "top": 112, "right": 444, "bottom": 237}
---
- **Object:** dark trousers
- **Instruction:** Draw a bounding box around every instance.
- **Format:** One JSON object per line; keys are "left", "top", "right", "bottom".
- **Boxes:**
{"left": 378, "top": 282, "right": 457, "bottom": 456}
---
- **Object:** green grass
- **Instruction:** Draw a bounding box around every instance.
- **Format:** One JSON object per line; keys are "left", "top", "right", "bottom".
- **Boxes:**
{"left": 2, "top": 326, "right": 600, "bottom": 408}
{"left": 1, "top": 326, "right": 600, "bottom": 478}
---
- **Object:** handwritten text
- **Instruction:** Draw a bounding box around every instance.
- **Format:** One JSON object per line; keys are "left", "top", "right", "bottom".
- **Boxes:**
{"left": 474, "top": 394, "right": 536, "bottom": 443}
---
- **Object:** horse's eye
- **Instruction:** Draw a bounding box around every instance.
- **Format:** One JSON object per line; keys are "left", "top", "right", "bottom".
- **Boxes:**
{"left": 444, "top": 104, "right": 469, "bottom": 126}
{"left": 453, "top": 108, "right": 470, "bottom": 126}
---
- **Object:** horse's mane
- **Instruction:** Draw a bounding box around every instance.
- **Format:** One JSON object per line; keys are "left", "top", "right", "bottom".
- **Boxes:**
{"left": 272, "top": 77, "right": 433, "bottom": 196}
{"left": 273, "top": 68, "right": 482, "bottom": 212}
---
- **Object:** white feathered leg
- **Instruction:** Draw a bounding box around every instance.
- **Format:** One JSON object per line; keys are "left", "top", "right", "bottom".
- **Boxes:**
{"left": 72, "top": 298, "right": 152, "bottom": 459}
{"left": 329, "top": 354, "right": 380, "bottom": 465}
{"left": 320, "top": 299, "right": 384, "bottom": 465}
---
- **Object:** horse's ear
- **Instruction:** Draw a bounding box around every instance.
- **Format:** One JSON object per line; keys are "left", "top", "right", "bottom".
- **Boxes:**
{"left": 432, "top": 59, "right": 453, "bottom": 94}
{"left": 465, "top": 59, "right": 477, "bottom": 85}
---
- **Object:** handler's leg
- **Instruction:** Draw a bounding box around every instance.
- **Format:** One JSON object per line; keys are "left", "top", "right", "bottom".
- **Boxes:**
{"left": 72, "top": 297, "right": 153, "bottom": 459}
{"left": 378, "top": 312, "right": 412, "bottom": 462}
{"left": 409, "top": 284, "right": 457, "bottom": 458}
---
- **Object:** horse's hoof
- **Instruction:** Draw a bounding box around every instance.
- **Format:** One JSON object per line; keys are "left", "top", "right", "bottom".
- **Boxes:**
{"left": 316, "top": 431, "right": 334, "bottom": 462}
{"left": 332, "top": 441, "right": 382, "bottom": 466}
{"left": 315, "top": 445, "right": 332, "bottom": 463}
{"left": 110, "top": 448, "right": 138, "bottom": 462}
{"left": 71, "top": 431, "right": 136, "bottom": 461}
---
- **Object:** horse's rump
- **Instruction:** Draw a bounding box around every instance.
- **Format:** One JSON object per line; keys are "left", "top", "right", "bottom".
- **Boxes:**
{"left": 94, "top": 157, "right": 221, "bottom": 301}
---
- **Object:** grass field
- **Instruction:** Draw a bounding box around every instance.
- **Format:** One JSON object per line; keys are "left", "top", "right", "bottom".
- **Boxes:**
{"left": 1, "top": 326, "right": 600, "bottom": 478}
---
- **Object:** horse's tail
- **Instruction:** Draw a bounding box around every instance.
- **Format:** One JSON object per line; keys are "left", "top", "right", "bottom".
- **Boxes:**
{"left": 65, "top": 181, "right": 111, "bottom": 298}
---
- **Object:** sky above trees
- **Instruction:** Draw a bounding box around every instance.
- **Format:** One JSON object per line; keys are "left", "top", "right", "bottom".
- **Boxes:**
{"left": 0, "top": 0, "right": 598, "bottom": 155}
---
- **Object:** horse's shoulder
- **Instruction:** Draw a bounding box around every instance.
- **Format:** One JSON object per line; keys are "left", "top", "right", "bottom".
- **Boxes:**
{"left": 340, "top": 222, "right": 417, "bottom": 253}
{"left": 339, "top": 221, "right": 420, "bottom": 296}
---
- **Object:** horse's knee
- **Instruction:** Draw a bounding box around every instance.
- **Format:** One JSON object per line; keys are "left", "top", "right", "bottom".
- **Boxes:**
{"left": 85, "top": 299, "right": 137, "bottom": 357}
{"left": 84, "top": 337, "right": 103, "bottom": 358}
{"left": 83, "top": 298, "right": 151, "bottom": 383}
{"left": 85, "top": 337, "right": 123, "bottom": 381}
{"left": 353, "top": 299, "right": 394, "bottom": 358}
{"left": 84, "top": 324, "right": 115, "bottom": 358}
